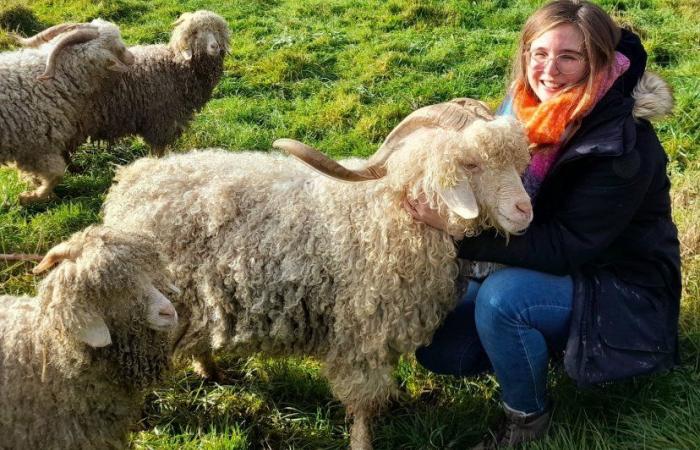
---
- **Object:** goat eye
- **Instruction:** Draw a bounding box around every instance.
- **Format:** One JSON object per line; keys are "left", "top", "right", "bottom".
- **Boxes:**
{"left": 464, "top": 162, "right": 480, "bottom": 172}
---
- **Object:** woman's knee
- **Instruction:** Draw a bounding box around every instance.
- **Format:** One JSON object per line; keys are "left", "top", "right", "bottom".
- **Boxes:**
{"left": 474, "top": 267, "right": 573, "bottom": 340}
{"left": 474, "top": 268, "right": 527, "bottom": 326}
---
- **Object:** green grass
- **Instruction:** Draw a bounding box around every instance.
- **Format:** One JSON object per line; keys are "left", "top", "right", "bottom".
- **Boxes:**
{"left": 1, "top": 0, "right": 699, "bottom": 448}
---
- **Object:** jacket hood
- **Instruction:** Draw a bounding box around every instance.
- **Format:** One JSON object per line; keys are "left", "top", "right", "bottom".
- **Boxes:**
{"left": 632, "top": 72, "right": 674, "bottom": 121}
{"left": 616, "top": 28, "right": 648, "bottom": 97}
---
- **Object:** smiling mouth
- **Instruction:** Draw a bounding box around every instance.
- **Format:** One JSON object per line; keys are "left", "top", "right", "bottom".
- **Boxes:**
{"left": 540, "top": 80, "right": 564, "bottom": 90}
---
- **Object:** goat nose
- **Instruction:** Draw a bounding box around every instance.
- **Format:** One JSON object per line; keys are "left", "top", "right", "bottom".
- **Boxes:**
{"left": 515, "top": 200, "right": 532, "bottom": 217}
{"left": 159, "top": 304, "right": 176, "bottom": 318}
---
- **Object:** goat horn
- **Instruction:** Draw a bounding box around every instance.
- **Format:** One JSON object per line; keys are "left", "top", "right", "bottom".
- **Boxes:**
{"left": 38, "top": 27, "right": 100, "bottom": 81}
{"left": 0, "top": 253, "right": 44, "bottom": 263}
{"left": 368, "top": 99, "right": 494, "bottom": 168}
{"left": 13, "top": 22, "right": 86, "bottom": 47}
{"left": 273, "top": 138, "right": 382, "bottom": 182}
{"left": 449, "top": 97, "right": 494, "bottom": 118}
{"left": 32, "top": 242, "right": 82, "bottom": 274}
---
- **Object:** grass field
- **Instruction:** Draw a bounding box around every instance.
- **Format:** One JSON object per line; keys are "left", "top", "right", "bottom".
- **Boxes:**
{"left": 1, "top": 0, "right": 698, "bottom": 448}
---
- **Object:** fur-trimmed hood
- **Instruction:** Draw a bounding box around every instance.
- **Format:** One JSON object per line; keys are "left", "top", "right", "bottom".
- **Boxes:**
{"left": 632, "top": 72, "right": 674, "bottom": 121}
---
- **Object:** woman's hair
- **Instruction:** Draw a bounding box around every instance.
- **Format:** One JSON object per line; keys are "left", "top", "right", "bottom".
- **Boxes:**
{"left": 511, "top": 0, "right": 621, "bottom": 109}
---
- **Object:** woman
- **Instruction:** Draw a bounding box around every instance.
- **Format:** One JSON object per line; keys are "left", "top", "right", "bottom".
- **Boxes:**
{"left": 404, "top": 0, "right": 681, "bottom": 447}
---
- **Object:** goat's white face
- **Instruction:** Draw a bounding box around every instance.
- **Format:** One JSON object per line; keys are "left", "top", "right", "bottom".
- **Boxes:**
{"left": 396, "top": 118, "right": 532, "bottom": 235}
{"left": 70, "top": 283, "right": 178, "bottom": 348}
{"left": 452, "top": 118, "right": 532, "bottom": 234}
{"left": 172, "top": 11, "right": 230, "bottom": 61}
{"left": 35, "top": 227, "right": 178, "bottom": 349}
{"left": 183, "top": 30, "right": 222, "bottom": 60}
{"left": 466, "top": 164, "right": 533, "bottom": 234}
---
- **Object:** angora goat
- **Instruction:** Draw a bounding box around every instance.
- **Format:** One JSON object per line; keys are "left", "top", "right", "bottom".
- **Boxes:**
{"left": 0, "top": 226, "right": 178, "bottom": 450}
{"left": 83, "top": 10, "right": 230, "bottom": 156}
{"left": 1, "top": 19, "right": 134, "bottom": 205}
{"left": 102, "top": 99, "right": 532, "bottom": 449}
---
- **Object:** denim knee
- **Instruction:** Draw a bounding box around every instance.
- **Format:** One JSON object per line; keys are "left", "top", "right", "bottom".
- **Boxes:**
{"left": 474, "top": 269, "right": 524, "bottom": 333}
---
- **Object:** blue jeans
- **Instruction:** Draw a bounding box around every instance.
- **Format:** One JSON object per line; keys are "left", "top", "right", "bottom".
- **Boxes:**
{"left": 416, "top": 267, "right": 573, "bottom": 414}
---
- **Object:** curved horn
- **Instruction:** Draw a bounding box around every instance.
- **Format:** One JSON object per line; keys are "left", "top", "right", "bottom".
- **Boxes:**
{"left": 13, "top": 22, "right": 84, "bottom": 47}
{"left": 366, "top": 99, "right": 494, "bottom": 170}
{"left": 32, "top": 242, "right": 82, "bottom": 274}
{"left": 0, "top": 253, "right": 44, "bottom": 263}
{"left": 449, "top": 97, "right": 494, "bottom": 117}
{"left": 273, "top": 138, "right": 382, "bottom": 182}
{"left": 38, "top": 27, "right": 99, "bottom": 81}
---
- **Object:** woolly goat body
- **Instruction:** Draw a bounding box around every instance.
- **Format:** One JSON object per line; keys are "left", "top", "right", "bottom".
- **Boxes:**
{"left": 102, "top": 107, "right": 531, "bottom": 448}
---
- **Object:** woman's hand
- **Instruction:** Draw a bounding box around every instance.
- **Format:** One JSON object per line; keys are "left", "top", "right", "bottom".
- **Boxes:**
{"left": 402, "top": 194, "right": 449, "bottom": 232}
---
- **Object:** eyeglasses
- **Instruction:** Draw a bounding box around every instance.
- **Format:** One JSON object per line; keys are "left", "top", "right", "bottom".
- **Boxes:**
{"left": 525, "top": 50, "right": 585, "bottom": 75}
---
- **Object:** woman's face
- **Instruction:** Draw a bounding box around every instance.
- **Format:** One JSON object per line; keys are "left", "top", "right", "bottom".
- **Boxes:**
{"left": 526, "top": 23, "right": 588, "bottom": 102}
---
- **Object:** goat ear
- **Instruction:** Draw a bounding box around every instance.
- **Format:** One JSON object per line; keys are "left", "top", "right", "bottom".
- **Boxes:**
{"left": 76, "top": 315, "right": 112, "bottom": 347}
{"left": 438, "top": 180, "right": 479, "bottom": 219}
{"left": 106, "top": 54, "right": 131, "bottom": 72}
{"left": 181, "top": 48, "right": 193, "bottom": 60}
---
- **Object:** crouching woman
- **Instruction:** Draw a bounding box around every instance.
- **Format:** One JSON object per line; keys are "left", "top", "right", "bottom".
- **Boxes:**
{"left": 404, "top": 0, "right": 681, "bottom": 447}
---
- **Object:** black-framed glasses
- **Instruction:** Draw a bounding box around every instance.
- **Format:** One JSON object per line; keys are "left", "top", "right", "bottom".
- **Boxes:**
{"left": 525, "top": 50, "right": 585, "bottom": 75}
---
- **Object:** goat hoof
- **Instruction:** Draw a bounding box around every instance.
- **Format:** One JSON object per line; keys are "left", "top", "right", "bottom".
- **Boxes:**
{"left": 192, "top": 357, "right": 224, "bottom": 383}
{"left": 18, "top": 192, "right": 54, "bottom": 206}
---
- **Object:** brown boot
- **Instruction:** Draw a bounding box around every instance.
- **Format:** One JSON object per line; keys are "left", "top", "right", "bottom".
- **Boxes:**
{"left": 472, "top": 404, "right": 551, "bottom": 449}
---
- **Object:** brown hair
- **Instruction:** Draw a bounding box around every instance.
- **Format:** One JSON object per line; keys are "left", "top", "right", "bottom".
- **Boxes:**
{"left": 511, "top": 0, "right": 621, "bottom": 113}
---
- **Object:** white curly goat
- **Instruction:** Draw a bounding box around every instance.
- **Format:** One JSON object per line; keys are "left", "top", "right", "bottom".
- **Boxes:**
{"left": 0, "top": 226, "right": 178, "bottom": 450}
{"left": 101, "top": 99, "right": 532, "bottom": 449}
{"left": 0, "top": 19, "right": 134, "bottom": 205}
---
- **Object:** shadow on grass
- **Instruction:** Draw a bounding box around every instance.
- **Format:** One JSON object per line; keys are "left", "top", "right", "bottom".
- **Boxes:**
{"left": 135, "top": 351, "right": 700, "bottom": 449}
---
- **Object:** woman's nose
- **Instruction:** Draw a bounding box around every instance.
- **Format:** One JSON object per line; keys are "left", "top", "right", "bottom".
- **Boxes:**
{"left": 542, "top": 57, "right": 561, "bottom": 75}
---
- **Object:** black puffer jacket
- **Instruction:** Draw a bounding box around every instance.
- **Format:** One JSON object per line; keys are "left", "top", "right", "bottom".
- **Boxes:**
{"left": 458, "top": 35, "right": 681, "bottom": 386}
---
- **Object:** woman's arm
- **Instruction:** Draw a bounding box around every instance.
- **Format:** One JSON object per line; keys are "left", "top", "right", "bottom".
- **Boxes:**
{"left": 457, "top": 146, "right": 655, "bottom": 274}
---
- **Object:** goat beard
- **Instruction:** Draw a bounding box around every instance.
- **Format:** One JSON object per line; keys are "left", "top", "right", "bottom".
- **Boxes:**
{"left": 92, "top": 328, "right": 171, "bottom": 389}
{"left": 191, "top": 51, "right": 224, "bottom": 83}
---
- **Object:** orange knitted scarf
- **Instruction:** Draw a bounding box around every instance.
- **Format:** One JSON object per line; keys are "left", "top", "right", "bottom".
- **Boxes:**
{"left": 511, "top": 79, "right": 593, "bottom": 146}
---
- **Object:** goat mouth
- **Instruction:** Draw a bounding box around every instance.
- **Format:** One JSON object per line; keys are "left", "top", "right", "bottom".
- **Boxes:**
{"left": 495, "top": 211, "right": 530, "bottom": 234}
{"left": 148, "top": 322, "right": 177, "bottom": 332}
